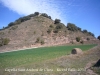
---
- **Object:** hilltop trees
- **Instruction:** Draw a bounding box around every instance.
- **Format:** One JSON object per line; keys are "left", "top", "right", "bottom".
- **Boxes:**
{"left": 41, "top": 13, "right": 51, "bottom": 19}
{"left": 67, "top": 23, "right": 79, "bottom": 31}
{"left": 82, "top": 30, "right": 88, "bottom": 33}
{"left": 0, "top": 11, "right": 95, "bottom": 38}
{"left": 8, "top": 22, "right": 15, "bottom": 27}
{"left": 66, "top": 23, "right": 95, "bottom": 37}
{"left": 97, "top": 35, "right": 100, "bottom": 40}
{"left": 5, "top": 12, "right": 52, "bottom": 30}
{"left": 7, "top": 12, "right": 40, "bottom": 29}
{"left": 54, "top": 19, "right": 61, "bottom": 24}
{"left": 82, "top": 30, "right": 94, "bottom": 37}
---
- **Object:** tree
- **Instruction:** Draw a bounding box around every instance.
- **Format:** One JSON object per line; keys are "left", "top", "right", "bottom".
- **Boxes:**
{"left": 76, "top": 37, "right": 81, "bottom": 42}
{"left": 88, "top": 32, "right": 94, "bottom": 37}
{"left": 77, "top": 27, "right": 81, "bottom": 31}
{"left": 87, "top": 37, "right": 90, "bottom": 41}
{"left": 41, "top": 13, "right": 51, "bottom": 19}
{"left": 8, "top": 22, "right": 14, "bottom": 27}
{"left": 54, "top": 19, "right": 61, "bottom": 24}
{"left": 41, "top": 13, "right": 48, "bottom": 17}
{"left": 67, "top": 23, "right": 78, "bottom": 31}
{"left": 82, "top": 30, "right": 88, "bottom": 33}
{"left": 97, "top": 35, "right": 100, "bottom": 40}
{"left": 56, "top": 24, "right": 63, "bottom": 29}
{"left": 34, "top": 12, "right": 39, "bottom": 16}
{"left": 48, "top": 16, "right": 51, "bottom": 19}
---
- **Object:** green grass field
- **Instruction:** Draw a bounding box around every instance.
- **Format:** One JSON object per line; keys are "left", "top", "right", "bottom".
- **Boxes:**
{"left": 0, "top": 44, "right": 97, "bottom": 68}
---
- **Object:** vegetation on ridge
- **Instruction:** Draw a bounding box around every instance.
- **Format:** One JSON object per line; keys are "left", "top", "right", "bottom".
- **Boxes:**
{"left": 0, "top": 12, "right": 96, "bottom": 47}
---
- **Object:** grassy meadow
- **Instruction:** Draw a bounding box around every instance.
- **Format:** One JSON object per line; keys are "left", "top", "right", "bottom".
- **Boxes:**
{"left": 0, "top": 44, "right": 97, "bottom": 69}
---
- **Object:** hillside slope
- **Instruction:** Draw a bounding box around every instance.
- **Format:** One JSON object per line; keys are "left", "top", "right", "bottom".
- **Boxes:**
{"left": 0, "top": 13, "right": 97, "bottom": 51}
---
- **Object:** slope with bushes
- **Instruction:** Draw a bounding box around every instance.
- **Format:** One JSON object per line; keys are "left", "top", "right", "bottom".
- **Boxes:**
{"left": 0, "top": 12, "right": 97, "bottom": 51}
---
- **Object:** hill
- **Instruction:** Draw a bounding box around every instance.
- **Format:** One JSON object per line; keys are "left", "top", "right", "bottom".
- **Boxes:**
{"left": 0, "top": 12, "right": 98, "bottom": 52}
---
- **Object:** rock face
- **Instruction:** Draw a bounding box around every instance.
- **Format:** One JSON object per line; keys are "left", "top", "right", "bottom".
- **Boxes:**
{"left": 71, "top": 48, "right": 83, "bottom": 54}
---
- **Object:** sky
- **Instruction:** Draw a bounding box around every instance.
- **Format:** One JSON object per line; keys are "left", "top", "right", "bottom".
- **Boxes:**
{"left": 0, "top": 0, "right": 100, "bottom": 37}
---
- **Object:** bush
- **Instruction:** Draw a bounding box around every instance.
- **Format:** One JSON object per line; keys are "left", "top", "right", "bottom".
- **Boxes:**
{"left": 56, "top": 24, "right": 63, "bottom": 29}
{"left": 87, "top": 37, "right": 90, "bottom": 41}
{"left": 82, "top": 30, "right": 88, "bottom": 33}
{"left": 34, "top": 31, "right": 36, "bottom": 34}
{"left": 80, "top": 40, "right": 84, "bottom": 44}
{"left": 34, "top": 12, "right": 39, "bottom": 16}
{"left": 76, "top": 37, "right": 81, "bottom": 42}
{"left": 97, "top": 35, "right": 100, "bottom": 40}
{"left": 88, "top": 32, "right": 94, "bottom": 37}
{"left": 8, "top": 22, "right": 15, "bottom": 27}
{"left": 82, "top": 30, "right": 95, "bottom": 37}
{"left": 77, "top": 27, "right": 81, "bottom": 31}
{"left": 47, "top": 29, "right": 52, "bottom": 34}
{"left": 54, "top": 19, "right": 61, "bottom": 24}
{"left": 41, "top": 40, "right": 45, "bottom": 45}
{"left": 11, "top": 26, "right": 18, "bottom": 30}
{"left": 35, "top": 37, "right": 40, "bottom": 43}
{"left": 41, "top": 13, "right": 51, "bottom": 19}
{"left": 0, "top": 38, "right": 10, "bottom": 46}
{"left": 35, "top": 37, "right": 45, "bottom": 45}
{"left": 67, "top": 23, "right": 78, "bottom": 31}
{"left": 3, "top": 38, "right": 10, "bottom": 45}
{"left": 49, "top": 25, "right": 54, "bottom": 28}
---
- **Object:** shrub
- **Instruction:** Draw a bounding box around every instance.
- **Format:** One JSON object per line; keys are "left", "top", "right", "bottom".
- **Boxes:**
{"left": 88, "top": 32, "right": 94, "bottom": 37}
{"left": 47, "top": 29, "right": 52, "bottom": 34}
{"left": 77, "top": 27, "right": 81, "bottom": 31}
{"left": 3, "top": 38, "right": 10, "bottom": 45}
{"left": 49, "top": 25, "right": 54, "bottom": 28}
{"left": 54, "top": 19, "right": 61, "bottom": 24}
{"left": 11, "top": 26, "right": 18, "bottom": 30}
{"left": 76, "top": 37, "right": 81, "bottom": 42}
{"left": 8, "top": 22, "right": 15, "bottom": 27}
{"left": 48, "top": 16, "right": 51, "bottom": 19}
{"left": 34, "top": 12, "right": 39, "bottom": 16}
{"left": 97, "top": 35, "right": 100, "bottom": 40}
{"left": 56, "top": 24, "right": 63, "bottom": 29}
{"left": 41, "top": 40, "right": 45, "bottom": 45}
{"left": 80, "top": 40, "right": 84, "bottom": 44}
{"left": 82, "top": 30, "right": 88, "bottom": 33}
{"left": 0, "top": 38, "right": 10, "bottom": 46}
{"left": 41, "top": 13, "right": 51, "bottom": 19}
{"left": 35, "top": 37, "right": 40, "bottom": 43}
{"left": 67, "top": 23, "right": 78, "bottom": 31}
{"left": 87, "top": 37, "right": 90, "bottom": 41}
{"left": 34, "top": 31, "right": 36, "bottom": 34}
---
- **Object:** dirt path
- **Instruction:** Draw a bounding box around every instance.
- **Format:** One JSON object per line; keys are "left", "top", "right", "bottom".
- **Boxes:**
{"left": 0, "top": 46, "right": 39, "bottom": 53}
